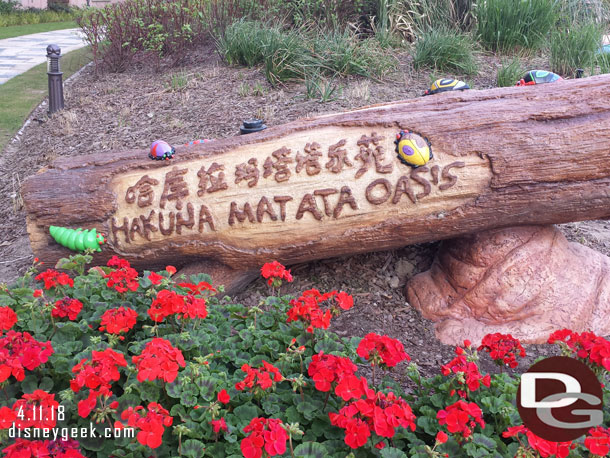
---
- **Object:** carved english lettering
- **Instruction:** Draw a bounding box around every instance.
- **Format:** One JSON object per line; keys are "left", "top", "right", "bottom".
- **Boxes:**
{"left": 314, "top": 188, "right": 338, "bottom": 217}
{"left": 111, "top": 217, "right": 130, "bottom": 244}
{"left": 333, "top": 186, "right": 358, "bottom": 218}
{"left": 129, "top": 217, "right": 143, "bottom": 241}
{"left": 410, "top": 167, "right": 431, "bottom": 199}
{"left": 176, "top": 202, "right": 195, "bottom": 234}
{"left": 274, "top": 196, "right": 293, "bottom": 222}
{"left": 257, "top": 196, "right": 278, "bottom": 223}
{"left": 393, "top": 175, "right": 417, "bottom": 204}
{"left": 296, "top": 193, "right": 323, "bottom": 221}
{"left": 229, "top": 202, "right": 256, "bottom": 226}
{"left": 365, "top": 179, "right": 392, "bottom": 205}
{"left": 140, "top": 210, "right": 158, "bottom": 241}
{"left": 430, "top": 165, "right": 440, "bottom": 186}
{"left": 440, "top": 161, "right": 466, "bottom": 190}
{"left": 159, "top": 212, "right": 175, "bottom": 236}
{"left": 198, "top": 205, "right": 215, "bottom": 232}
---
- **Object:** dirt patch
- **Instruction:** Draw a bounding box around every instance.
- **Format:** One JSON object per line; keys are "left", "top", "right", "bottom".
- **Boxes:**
{"left": 1, "top": 46, "right": 608, "bottom": 377}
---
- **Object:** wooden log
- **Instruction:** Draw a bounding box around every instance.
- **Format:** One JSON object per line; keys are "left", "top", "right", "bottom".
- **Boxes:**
{"left": 22, "top": 75, "right": 610, "bottom": 281}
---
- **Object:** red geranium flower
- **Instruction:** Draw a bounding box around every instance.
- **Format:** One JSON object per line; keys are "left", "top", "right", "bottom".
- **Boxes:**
{"left": 478, "top": 333, "right": 526, "bottom": 368}
{"left": 100, "top": 307, "right": 138, "bottom": 335}
{"left": 0, "top": 331, "right": 53, "bottom": 383}
{"left": 35, "top": 269, "right": 74, "bottom": 290}
{"left": 437, "top": 400, "right": 485, "bottom": 441}
{"left": 148, "top": 272, "right": 164, "bottom": 285}
{"left": 503, "top": 425, "right": 574, "bottom": 458}
{"left": 0, "top": 307, "right": 17, "bottom": 332}
{"left": 104, "top": 256, "right": 139, "bottom": 293}
{"left": 132, "top": 338, "right": 185, "bottom": 383}
{"left": 12, "top": 390, "right": 60, "bottom": 429}
{"left": 260, "top": 261, "right": 293, "bottom": 287}
{"left": 51, "top": 297, "right": 83, "bottom": 321}
{"left": 357, "top": 333, "right": 410, "bottom": 368}
{"left": 584, "top": 427, "right": 610, "bottom": 457}
{"left": 241, "top": 417, "right": 288, "bottom": 458}
{"left": 118, "top": 403, "right": 172, "bottom": 449}
{"left": 212, "top": 417, "right": 228, "bottom": 433}
{"left": 235, "top": 361, "right": 283, "bottom": 393}
{"left": 217, "top": 389, "right": 230, "bottom": 404}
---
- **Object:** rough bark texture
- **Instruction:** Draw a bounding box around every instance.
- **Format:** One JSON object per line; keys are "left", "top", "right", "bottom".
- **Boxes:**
{"left": 406, "top": 225, "right": 610, "bottom": 345}
{"left": 22, "top": 75, "right": 610, "bottom": 279}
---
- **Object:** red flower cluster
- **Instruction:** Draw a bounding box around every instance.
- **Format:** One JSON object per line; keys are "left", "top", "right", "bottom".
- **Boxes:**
{"left": 437, "top": 400, "right": 485, "bottom": 440}
{"left": 286, "top": 289, "right": 336, "bottom": 333}
{"left": 132, "top": 338, "right": 185, "bottom": 383}
{"left": 357, "top": 333, "right": 410, "bottom": 368}
{"left": 99, "top": 307, "right": 138, "bottom": 335}
{"left": 585, "top": 427, "right": 610, "bottom": 457}
{"left": 503, "top": 425, "right": 574, "bottom": 458}
{"left": 148, "top": 271, "right": 164, "bottom": 285}
{"left": 148, "top": 290, "right": 208, "bottom": 322}
{"left": 12, "top": 390, "right": 59, "bottom": 429}
{"left": 0, "top": 306, "right": 17, "bottom": 332}
{"left": 260, "top": 261, "right": 293, "bottom": 287}
{"left": 329, "top": 390, "right": 416, "bottom": 449}
{"left": 70, "top": 348, "right": 127, "bottom": 417}
{"left": 0, "top": 331, "right": 53, "bottom": 382}
{"left": 441, "top": 346, "right": 490, "bottom": 394}
{"left": 478, "top": 333, "right": 526, "bottom": 368}
{"left": 35, "top": 269, "right": 74, "bottom": 290}
{"left": 117, "top": 403, "right": 173, "bottom": 449}
{"left": 2, "top": 438, "right": 85, "bottom": 458}
{"left": 241, "top": 417, "right": 288, "bottom": 458}
{"left": 212, "top": 417, "right": 228, "bottom": 433}
{"left": 307, "top": 351, "right": 358, "bottom": 392}
{"left": 235, "top": 361, "right": 283, "bottom": 392}
{"left": 177, "top": 281, "right": 216, "bottom": 296}
{"left": 217, "top": 389, "right": 230, "bottom": 404}
{"left": 51, "top": 297, "right": 83, "bottom": 321}
{"left": 0, "top": 406, "right": 16, "bottom": 429}
{"left": 549, "top": 329, "right": 610, "bottom": 371}
{"left": 104, "top": 256, "right": 139, "bottom": 294}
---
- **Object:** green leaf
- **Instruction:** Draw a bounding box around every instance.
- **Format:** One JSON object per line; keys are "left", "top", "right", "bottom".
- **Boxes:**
{"left": 233, "top": 403, "right": 259, "bottom": 425}
{"left": 181, "top": 439, "right": 205, "bottom": 458}
{"left": 196, "top": 377, "right": 216, "bottom": 401}
{"left": 166, "top": 380, "right": 182, "bottom": 398}
{"left": 294, "top": 442, "right": 328, "bottom": 458}
{"left": 39, "top": 377, "right": 54, "bottom": 392}
{"left": 471, "top": 433, "right": 497, "bottom": 450}
{"left": 296, "top": 398, "right": 324, "bottom": 421}
{"left": 138, "top": 382, "right": 161, "bottom": 402}
{"left": 380, "top": 447, "right": 408, "bottom": 458}
{"left": 262, "top": 394, "right": 281, "bottom": 415}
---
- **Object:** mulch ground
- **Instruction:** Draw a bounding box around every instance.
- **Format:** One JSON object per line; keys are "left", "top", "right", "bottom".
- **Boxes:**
{"left": 1, "top": 44, "right": 609, "bottom": 378}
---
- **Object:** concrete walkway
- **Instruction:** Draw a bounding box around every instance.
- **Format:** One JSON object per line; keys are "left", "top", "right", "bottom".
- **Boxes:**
{"left": 0, "top": 28, "right": 86, "bottom": 85}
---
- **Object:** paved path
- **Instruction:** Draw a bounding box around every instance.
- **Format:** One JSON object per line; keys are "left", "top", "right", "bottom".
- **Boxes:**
{"left": 0, "top": 28, "right": 85, "bottom": 85}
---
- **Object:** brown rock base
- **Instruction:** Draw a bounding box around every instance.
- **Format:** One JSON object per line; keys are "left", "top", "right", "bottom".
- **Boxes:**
{"left": 405, "top": 225, "right": 610, "bottom": 345}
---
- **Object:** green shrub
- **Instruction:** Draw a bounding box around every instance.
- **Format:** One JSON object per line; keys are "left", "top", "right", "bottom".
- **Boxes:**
{"left": 557, "top": 0, "right": 610, "bottom": 25}
{"left": 412, "top": 27, "right": 478, "bottom": 74}
{"left": 496, "top": 57, "right": 525, "bottom": 87}
{"left": 219, "top": 20, "right": 397, "bottom": 84}
{"left": 550, "top": 22, "right": 604, "bottom": 77}
{"left": 0, "top": 0, "right": 19, "bottom": 14}
{"left": 387, "top": 0, "right": 474, "bottom": 38}
{"left": 475, "top": 0, "right": 558, "bottom": 51}
{"left": 595, "top": 51, "right": 610, "bottom": 75}
{"left": 0, "top": 9, "right": 74, "bottom": 27}
{"left": 307, "top": 28, "right": 396, "bottom": 78}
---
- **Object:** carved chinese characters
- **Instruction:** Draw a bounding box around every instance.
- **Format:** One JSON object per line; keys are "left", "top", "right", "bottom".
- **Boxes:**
{"left": 110, "top": 127, "right": 490, "bottom": 248}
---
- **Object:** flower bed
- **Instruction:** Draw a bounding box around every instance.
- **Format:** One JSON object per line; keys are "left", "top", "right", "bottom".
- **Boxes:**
{"left": 0, "top": 253, "right": 609, "bottom": 457}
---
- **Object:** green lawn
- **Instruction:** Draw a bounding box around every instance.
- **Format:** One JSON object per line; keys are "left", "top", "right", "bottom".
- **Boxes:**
{"left": 0, "top": 21, "right": 77, "bottom": 40}
{"left": 0, "top": 46, "right": 91, "bottom": 152}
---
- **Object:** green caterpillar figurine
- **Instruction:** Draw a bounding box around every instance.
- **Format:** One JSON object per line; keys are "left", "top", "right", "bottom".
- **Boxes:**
{"left": 49, "top": 226, "right": 105, "bottom": 252}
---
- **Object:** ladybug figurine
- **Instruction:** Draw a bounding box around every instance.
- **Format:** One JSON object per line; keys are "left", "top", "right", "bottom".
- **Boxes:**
{"left": 149, "top": 140, "right": 175, "bottom": 161}
{"left": 395, "top": 130, "right": 433, "bottom": 168}
{"left": 515, "top": 70, "right": 562, "bottom": 86}
{"left": 424, "top": 78, "right": 470, "bottom": 96}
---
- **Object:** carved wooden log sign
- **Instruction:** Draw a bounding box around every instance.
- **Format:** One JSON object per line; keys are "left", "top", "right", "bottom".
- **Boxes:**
{"left": 22, "top": 75, "right": 610, "bottom": 285}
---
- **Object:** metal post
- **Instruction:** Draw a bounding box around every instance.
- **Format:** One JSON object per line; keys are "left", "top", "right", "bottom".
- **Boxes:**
{"left": 46, "top": 44, "right": 64, "bottom": 115}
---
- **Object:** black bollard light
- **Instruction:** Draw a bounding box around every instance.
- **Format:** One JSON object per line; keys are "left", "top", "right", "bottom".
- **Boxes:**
{"left": 46, "top": 44, "right": 64, "bottom": 115}
{"left": 240, "top": 119, "right": 267, "bottom": 135}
